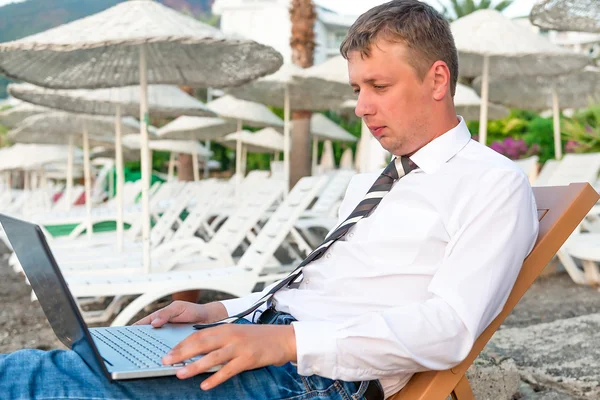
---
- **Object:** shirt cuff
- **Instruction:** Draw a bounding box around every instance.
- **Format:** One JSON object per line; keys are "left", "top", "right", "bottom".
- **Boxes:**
{"left": 291, "top": 320, "right": 338, "bottom": 377}
{"left": 219, "top": 296, "right": 258, "bottom": 318}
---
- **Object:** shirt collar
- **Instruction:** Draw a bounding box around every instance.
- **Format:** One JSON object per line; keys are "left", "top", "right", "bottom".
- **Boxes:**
{"left": 403, "top": 116, "right": 471, "bottom": 174}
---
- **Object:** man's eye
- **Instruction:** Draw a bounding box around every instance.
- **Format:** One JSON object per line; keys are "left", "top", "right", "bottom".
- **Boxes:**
{"left": 374, "top": 85, "right": 387, "bottom": 90}
{"left": 353, "top": 88, "right": 360, "bottom": 94}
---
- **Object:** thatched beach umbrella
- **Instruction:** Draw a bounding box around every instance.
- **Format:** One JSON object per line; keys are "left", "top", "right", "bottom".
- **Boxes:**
{"left": 0, "top": 103, "right": 51, "bottom": 129}
{"left": 451, "top": 10, "right": 591, "bottom": 145}
{"left": 8, "top": 112, "right": 141, "bottom": 238}
{"left": 304, "top": 114, "right": 356, "bottom": 174}
{"left": 474, "top": 67, "right": 600, "bottom": 159}
{"left": 220, "top": 128, "right": 284, "bottom": 176}
{"left": 123, "top": 134, "right": 212, "bottom": 182}
{"left": 207, "top": 95, "right": 283, "bottom": 193}
{"left": 530, "top": 0, "right": 600, "bottom": 33}
{"left": 0, "top": 0, "right": 283, "bottom": 273}
{"left": 227, "top": 62, "right": 355, "bottom": 191}
{"left": 8, "top": 83, "right": 215, "bottom": 250}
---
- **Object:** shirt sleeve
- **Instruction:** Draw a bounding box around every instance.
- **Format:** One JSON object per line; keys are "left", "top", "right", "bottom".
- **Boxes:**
{"left": 219, "top": 280, "right": 280, "bottom": 318}
{"left": 291, "top": 169, "right": 539, "bottom": 380}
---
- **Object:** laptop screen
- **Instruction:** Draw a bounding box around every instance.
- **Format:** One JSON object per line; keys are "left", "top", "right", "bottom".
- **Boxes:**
{"left": 0, "top": 214, "right": 110, "bottom": 379}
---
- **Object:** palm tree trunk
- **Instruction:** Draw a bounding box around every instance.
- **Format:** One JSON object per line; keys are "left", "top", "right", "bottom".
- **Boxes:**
{"left": 289, "top": 0, "right": 316, "bottom": 189}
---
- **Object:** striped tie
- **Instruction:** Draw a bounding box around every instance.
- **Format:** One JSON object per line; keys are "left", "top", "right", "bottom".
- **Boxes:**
{"left": 194, "top": 156, "right": 417, "bottom": 329}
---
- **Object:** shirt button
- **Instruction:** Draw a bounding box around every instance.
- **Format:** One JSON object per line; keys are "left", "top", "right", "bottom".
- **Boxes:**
{"left": 348, "top": 233, "right": 354, "bottom": 239}
{"left": 326, "top": 253, "right": 332, "bottom": 259}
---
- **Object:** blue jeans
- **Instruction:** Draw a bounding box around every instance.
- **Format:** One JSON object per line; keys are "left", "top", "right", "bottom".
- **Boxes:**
{"left": 0, "top": 312, "right": 379, "bottom": 400}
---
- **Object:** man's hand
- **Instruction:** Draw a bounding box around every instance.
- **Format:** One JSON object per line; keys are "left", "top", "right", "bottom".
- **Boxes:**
{"left": 133, "top": 301, "right": 228, "bottom": 328}
{"left": 162, "top": 323, "right": 297, "bottom": 390}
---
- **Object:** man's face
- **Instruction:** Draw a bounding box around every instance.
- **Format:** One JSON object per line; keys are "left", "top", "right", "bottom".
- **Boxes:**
{"left": 348, "top": 40, "right": 434, "bottom": 156}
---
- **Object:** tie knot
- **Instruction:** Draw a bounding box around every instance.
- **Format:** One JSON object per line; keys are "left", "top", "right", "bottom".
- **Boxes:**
{"left": 382, "top": 156, "right": 417, "bottom": 180}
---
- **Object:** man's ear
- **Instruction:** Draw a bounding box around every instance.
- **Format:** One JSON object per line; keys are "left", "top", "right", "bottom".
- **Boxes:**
{"left": 431, "top": 61, "right": 450, "bottom": 101}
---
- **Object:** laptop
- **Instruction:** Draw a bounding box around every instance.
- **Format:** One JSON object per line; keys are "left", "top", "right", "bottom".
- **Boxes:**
{"left": 0, "top": 214, "right": 220, "bottom": 381}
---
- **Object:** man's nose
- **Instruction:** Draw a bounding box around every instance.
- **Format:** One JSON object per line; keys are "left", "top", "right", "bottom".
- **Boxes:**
{"left": 354, "top": 93, "right": 374, "bottom": 118}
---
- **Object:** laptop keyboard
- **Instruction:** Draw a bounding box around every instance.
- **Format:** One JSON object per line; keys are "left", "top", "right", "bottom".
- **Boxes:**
{"left": 90, "top": 327, "right": 201, "bottom": 369}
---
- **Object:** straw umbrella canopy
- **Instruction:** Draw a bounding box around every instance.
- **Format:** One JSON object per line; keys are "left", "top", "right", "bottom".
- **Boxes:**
{"left": 8, "top": 83, "right": 216, "bottom": 118}
{"left": 157, "top": 115, "right": 237, "bottom": 180}
{"left": 451, "top": 9, "right": 591, "bottom": 145}
{"left": 8, "top": 112, "right": 141, "bottom": 237}
{"left": 293, "top": 56, "right": 355, "bottom": 101}
{"left": 227, "top": 62, "right": 356, "bottom": 190}
{"left": 220, "top": 128, "right": 284, "bottom": 176}
{"left": 0, "top": 0, "right": 283, "bottom": 273}
{"left": 0, "top": 103, "right": 51, "bottom": 128}
{"left": 0, "top": 144, "right": 85, "bottom": 190}
{"left": 304, "top": 114, "right": 356, "bottom": 174}
{"left": 123, "top": 134, "right": 212, "bottom": 182}
{"left": 207, "top": 95, "right": 283, "bottom": 189}
{"left": 530, "top": 0, "right": 600, "bottom": 33}
{"left": 8, "top": 82, "right": 216, "bottom": 251}
{"left": 0, "top": 144, "right": 83, "bottom": 171}
{"left": 157, "top": 116, "right": 237, "bottom": 141}
{"left": 220, "top": 128, "right": 285, "bottom": 153}
{"left": 474, "top": 67, "right": 600, "bottom": 159}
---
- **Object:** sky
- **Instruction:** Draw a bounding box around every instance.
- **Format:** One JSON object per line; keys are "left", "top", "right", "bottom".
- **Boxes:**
{"left": 0, "top": 0, "right": 539, "bottom": 18}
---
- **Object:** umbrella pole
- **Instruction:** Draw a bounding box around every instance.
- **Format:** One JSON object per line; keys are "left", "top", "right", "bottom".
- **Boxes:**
{"left": 115, "top": 105, "right": 125, "bottom": 252}
{"left": 66, "top": 135, "right": 74, "bottom": 211}
{"left": 82, "top": 124, "right": 93, "bottom": 239}
{"left": 552, "top": 86, "right": 563, "bottom": 160}
{"left": 204, "top": 140, "right": 210, "bottom": 178}
{"left": 168, "top": 152, "right": 176, "bottom": 181}
{"left": 311, "top": 138, "right": 318, "bottom": 176}
{"left": 283, "top": 85, "right": 290, "bottom": 195}
{"left": 242, "top": 146, "right": 248, "bottom": 176}
{"left": 235, "top": 119, "right": 243, "bottom": 200}
{"left": 478, "top": 55, "right": 490, "bottom": 146}
{"left": 192, "top": 151, "right": 200, "bottom": 182}
{"left": 23, "top": 170, "right": 29, "bottom": 191}
{"left": 139, "top": 45, "right": 152, "bottom": 274}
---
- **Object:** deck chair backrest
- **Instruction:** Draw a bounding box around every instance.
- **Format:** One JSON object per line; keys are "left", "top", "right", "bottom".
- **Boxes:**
{"left": 534, "top": 159, "right": 560, "bottom": 187}
{"left": 513, "top": 155, "right": 539, "bottom": 184}
{"left": 207, "top": 180, "right": 285, "bottom": 252}
{"left": 52, "top": 186, "right": 85, "bottom": 211}
{"left": 170, "top": 180, "right": 233, "bottom": 241}
{"left": 309, "top": 170, "right": 356, "bottom": 217}
{"left": 149, "top": 181, "right": 187, "bottom": 209}
{"left": 237, "top": 175, "right": 329, "bottom": 273}
{"left": 391, "top": 183, "right": 599, "bottom": 400}
{"left": 544, "top": 153, "right": 600, "bottom": 187}
{"left": 148, "top": 184, "right": 198, "bottom": 245}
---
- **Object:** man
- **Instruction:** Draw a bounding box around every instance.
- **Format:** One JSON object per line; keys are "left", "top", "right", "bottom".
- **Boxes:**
{"left": 0, "top": 1, "right": 538, "bottom": 399}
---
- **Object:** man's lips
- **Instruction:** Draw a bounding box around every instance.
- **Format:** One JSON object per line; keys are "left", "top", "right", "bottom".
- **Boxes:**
{"left": 368, "top": 125, "right": 386, "bottom": 137}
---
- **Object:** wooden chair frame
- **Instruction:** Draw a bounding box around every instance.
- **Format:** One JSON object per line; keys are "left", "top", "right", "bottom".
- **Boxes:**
{"left": 391, "top": 183, "right": 600, "bottom": 400}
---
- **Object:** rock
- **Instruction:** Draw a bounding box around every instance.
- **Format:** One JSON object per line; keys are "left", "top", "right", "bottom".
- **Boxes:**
{"left": 516, "top": 380, "right": 577, "bottom": 399}
{"left": 0, "top": 236, "right": 11, "bottom": 255}
{"left": 465, "top": 349, "right": 520, "bottom": 400}
{"left": 488, "top": 313, "right": 600, "bottom": 398}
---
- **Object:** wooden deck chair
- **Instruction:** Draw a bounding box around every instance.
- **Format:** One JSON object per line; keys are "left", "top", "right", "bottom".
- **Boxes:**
{"left": 390, "top": 183, "right": 599, "bottom": 400}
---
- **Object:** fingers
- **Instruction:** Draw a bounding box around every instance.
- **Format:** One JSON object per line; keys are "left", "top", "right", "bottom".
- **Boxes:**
{"left": 163, "top": 329, "right": 221, "bottom": 364}
{"left": 175, "top": 346, "right": 233, "bottom": 380}
{"left": 133, "top": 302, "right": 186, "bottom": 327}
{"left": 199, "top": 357, "right": 248, "bottom": 390}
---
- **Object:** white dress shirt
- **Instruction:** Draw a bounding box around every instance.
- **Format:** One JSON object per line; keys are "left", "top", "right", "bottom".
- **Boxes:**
{"left": 220, "top": 117, "right": 539, "bottom": 398}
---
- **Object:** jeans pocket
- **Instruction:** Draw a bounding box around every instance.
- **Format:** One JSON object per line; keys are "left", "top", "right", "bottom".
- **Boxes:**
{"left": 347, "top": 380, "right": 384, "bottom": 400}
